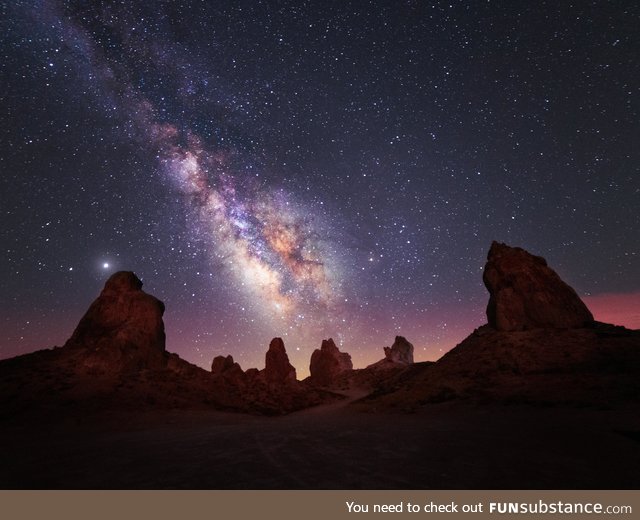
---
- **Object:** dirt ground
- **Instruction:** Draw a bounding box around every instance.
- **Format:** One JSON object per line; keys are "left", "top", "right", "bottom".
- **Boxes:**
{"left": 2, "top": 397, "right": 640, "bottom": 489}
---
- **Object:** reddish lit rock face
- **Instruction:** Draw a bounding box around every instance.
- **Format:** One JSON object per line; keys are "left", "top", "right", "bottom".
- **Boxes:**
{"left": 64, "top": 271, "right": 166, "bottom": 371}
{"left": 309, "top": 338, "right": 353, "bottom": 385}
{"left": 483, "top": 242, "right": 594, "bottom": 331}
{"left": 383, "top": 336, "right": 414, "bottom": 364}
{"left": 264, "top": 337, "right": 297, "bottom": 384}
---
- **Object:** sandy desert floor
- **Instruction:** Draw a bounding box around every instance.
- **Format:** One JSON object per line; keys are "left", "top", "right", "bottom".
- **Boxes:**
{"left": 2, "top": 396, "right": 640, "bottom": 489}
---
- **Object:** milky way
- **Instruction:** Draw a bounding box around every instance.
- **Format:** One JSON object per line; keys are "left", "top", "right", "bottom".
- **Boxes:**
{"left": 2, "top": 1, "right": 639, "bottom": 374}
{"left": 149, "top": 118, "right": 341, "bottom": 319}
{"left": 28, "top": 0, "right": 350, "bottom": 362}
{"left": 50, "top": 1, "right": 342, "bottom": 323}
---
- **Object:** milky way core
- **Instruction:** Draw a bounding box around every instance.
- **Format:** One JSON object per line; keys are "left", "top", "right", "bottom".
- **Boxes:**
{"left": 150, "top": 118, "right": 341, "bottom": 320}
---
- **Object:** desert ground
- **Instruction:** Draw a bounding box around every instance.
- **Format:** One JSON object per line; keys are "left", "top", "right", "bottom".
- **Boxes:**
{"left": 2, "top": 395, "right": 640, "bottom": 489}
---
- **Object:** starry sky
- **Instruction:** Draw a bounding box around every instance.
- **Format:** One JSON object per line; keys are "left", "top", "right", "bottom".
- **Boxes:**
{"left": 2, "top": 1, "right": 639, "bottom": 375}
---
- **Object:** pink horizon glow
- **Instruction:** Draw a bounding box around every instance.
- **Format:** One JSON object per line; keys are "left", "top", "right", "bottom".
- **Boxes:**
{"left": 583, "top": 291, "right": 640, "bottom": 330}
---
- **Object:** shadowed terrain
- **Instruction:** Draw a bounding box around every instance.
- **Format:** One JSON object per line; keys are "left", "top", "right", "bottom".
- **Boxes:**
{"left": 2, "top": 400, "right": 640, "bottom": 489}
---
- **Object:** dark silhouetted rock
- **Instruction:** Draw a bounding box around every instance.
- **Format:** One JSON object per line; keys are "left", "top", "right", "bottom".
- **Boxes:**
{"left": 483, "top": 242, "right": 594, "bottom": 331}
{"left": 361, "top": 337, "right": 415, "bottom": 387}
{"left": 208, "top": 338, "right": 341, "bottom": 415}
{"left": 166, "top": 352, "right": 209, "bottom": 380}
{"left": 354, "top": 243, "right": 638, "bottom": 412}
{"left": 63, "top": 271, "right": 166, "bottom": 372}
{"left": 309, "top": 338, "right": 353, "bottom": 385}
{"left": 355, "top": 323, "right": 640, "bottom": 411}
{"left": 245, "top": 368, "right": 260, "bottom": 379}
{"left": 264, "top": 337, "right": 297, "bottom": 384}
{"left": 383, "top": 336, "right": 414, "bottom": 364}
{"left": 211, "top": 354, "right": 238, "bottom": 374}
{"left": 211, "top": 354, "right": 246, "bottom": 387}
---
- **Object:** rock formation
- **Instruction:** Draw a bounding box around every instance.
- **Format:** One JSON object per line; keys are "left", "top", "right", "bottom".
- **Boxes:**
{"left": 245, "top": 368, "right": 260, "bottom": 379}
{"left": 213, "top": 338, "right": 339, "bottom": 414}
{"left": 383, "top": 336, "right": 414, "bottom": 364}
{"left": 211, "top": 354, "right": 246, "bottom": 385}
{"left": 356, "top": 242, "right": 639, "bottom": 411}
{"left": 0, "top": 275, "right": 342, "bottom": 417}
{"left": 264, "top": 337, "right": 297, "bottom": 384}
{"left": 309, "top": 338, "right": 353, "bottom": 385}
{"left": 63, "top": 271, "right": 166, "bottom": 372}
{"left": 212, "top": 354, "right": 239, "bottom": 375}
{"left": 356, "top": 322, "right": 640, "bottom": 410}
{"left": 482, "top": 241, "right": 594, "bottom": 331}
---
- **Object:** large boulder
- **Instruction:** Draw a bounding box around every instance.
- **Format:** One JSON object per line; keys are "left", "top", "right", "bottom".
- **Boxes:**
{"left": 64, "top": 271, "right": 166, "bottom": 372}
{"left": 384, "top": 336, "right": 414, "bottom": 364}
{"left": 482, "top": 242, "right": 594, "bottom": 331}
{"left": 309, "top": 338, "right": 353, "bottom": 385}
{"left": 264, "top": 337, "right": 297, "bottom": 384}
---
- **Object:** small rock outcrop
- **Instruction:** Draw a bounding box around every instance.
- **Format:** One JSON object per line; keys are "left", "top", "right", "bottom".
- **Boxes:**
{"left": 309, "top": 338, "right": 353, "bottom": 385}
{"left": 384, "top": 336, "right": 414, "bottom": 364}
{"left": 64, "top": 271, "right": 166, "bottom": 372}
{"left": 483, "top": 242, "right": 594, "bottom": 331}
{"left": 211, "top": 354, "right": 246, "bottom": 385}
{"left": 211, "top": 354, "right": 239, "bottom": 375}
{"left": 264, "top": 337, "right": 297, "bottom": 384}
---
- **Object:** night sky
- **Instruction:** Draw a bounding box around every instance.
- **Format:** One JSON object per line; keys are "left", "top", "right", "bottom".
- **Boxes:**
{"left": 2, "top": 1, "right": 639, "bottom": 375}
